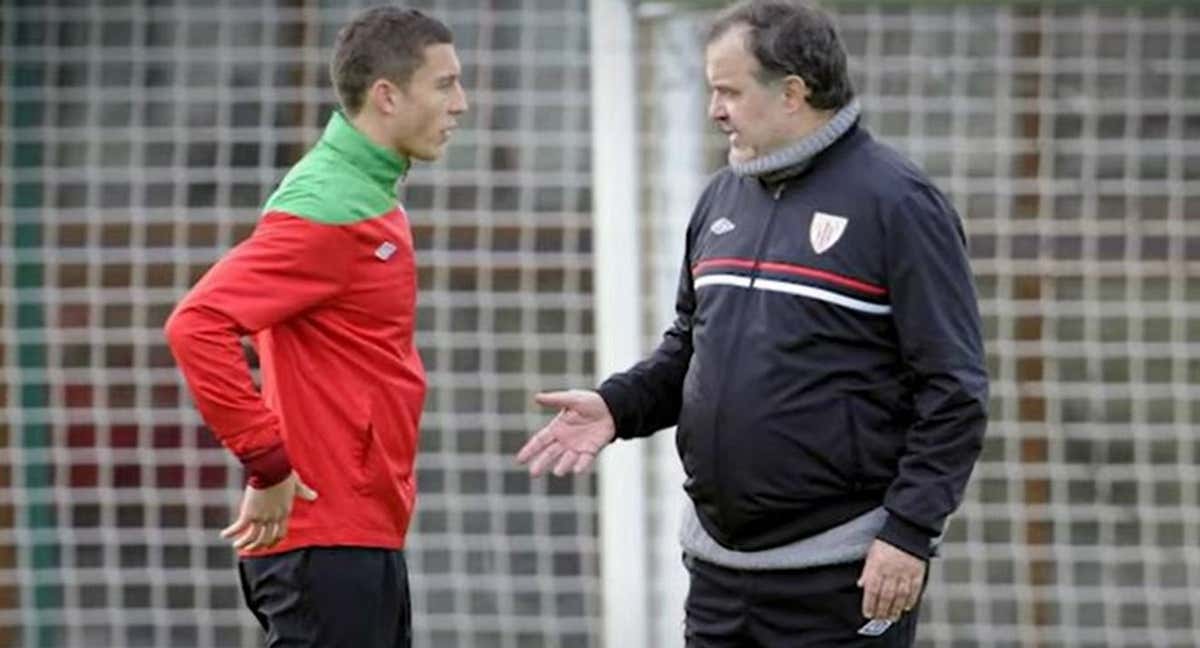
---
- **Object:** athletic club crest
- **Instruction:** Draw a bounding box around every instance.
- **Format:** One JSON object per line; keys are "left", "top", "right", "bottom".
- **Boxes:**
{"left": 809, "top": 211, "right": 848, "bottom": 254}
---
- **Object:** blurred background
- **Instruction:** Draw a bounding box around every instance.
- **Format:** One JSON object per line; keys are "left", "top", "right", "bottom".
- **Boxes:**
{"left": 1, "top": 0, "right": 1198, "bottom": 646}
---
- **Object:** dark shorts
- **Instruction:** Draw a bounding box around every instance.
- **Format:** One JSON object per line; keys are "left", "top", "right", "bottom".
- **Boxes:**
{"left": 238, "top": 546, "right": 411, "bottom": 648}
{"left": 684, "top": 554, "right": 923, "bottom": 648}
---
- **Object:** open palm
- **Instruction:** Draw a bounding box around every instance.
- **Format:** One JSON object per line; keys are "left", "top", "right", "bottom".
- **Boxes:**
{"left": 517, "top": 390, "right": 616, "bottom": 476}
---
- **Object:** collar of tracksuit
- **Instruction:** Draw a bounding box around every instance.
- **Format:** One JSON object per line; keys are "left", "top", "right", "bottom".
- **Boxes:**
{"left": 319, "top": 110, "right": 411, "bottom": 192}
{"left": 730, "top": 97, "right": 862, "bottom": 183}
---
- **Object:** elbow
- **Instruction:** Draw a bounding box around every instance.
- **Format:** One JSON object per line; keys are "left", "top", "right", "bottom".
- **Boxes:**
{"left": 163, "top": 303, "right": 242, "bottom": 361}
{"left": 163, "top": 306, "right": 196, "bottom": 355}
{"left": 963, "top": 391, "right": 989, "bottom": 457}
{"left": 955, "top": 362, "right": 990, "bottom": 417}
{"left": 969, "top": 370, "right": 990, "bottom": 422}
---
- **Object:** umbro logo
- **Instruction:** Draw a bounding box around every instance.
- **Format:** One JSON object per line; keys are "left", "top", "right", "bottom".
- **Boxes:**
{"left": 374, "top": 241, "right": 397, "bottom": 261}
{"left": 710, "top": 218, "right": 736, "bottom": 235}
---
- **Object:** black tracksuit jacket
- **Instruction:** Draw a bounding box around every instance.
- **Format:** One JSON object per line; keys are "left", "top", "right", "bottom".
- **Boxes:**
{"left": 597, "top": 124, "right": 989, "bottom": 559}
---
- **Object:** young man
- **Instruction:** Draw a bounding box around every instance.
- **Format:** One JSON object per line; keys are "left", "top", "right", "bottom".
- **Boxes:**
{"left": 518, "top": 1, "right": 988, "bottom": 646}
{"left": 165, "top": 7, "right": 466, "bottom": 647}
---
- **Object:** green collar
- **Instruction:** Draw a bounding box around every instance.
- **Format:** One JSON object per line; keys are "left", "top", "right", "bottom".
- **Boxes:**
{"left": 319, "top": 110, "right": 411, "bottom": 191}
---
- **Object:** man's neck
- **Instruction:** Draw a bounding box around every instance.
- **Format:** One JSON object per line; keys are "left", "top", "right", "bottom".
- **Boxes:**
{"left": 323, "top": 110, "right": 411, "bottom": 186}
{"left": 785, "top": 108, "right": 837, "bottom": 147}
{"left": 730, "top": 98, "right": 861, "bottom": 179}
{"left": 349, "top": 111, "right": 398, "bottom": 156}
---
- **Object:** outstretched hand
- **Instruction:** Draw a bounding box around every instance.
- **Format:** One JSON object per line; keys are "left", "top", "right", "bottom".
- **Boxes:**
{"left": 517, "top": 390, "right": 616, "bottom": 476}
{"left": 221, "top": 471, "right": 318, "bottom": 551}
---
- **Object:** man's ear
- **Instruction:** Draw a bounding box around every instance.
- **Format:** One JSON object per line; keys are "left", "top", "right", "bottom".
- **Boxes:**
{"left": 365, "top": 78, "right": 399, "bottom": 116}
{"left": 781, "top": 75, "right": 810, "bottom": 113}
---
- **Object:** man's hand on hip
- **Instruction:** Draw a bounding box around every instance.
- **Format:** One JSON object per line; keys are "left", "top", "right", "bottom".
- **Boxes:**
{"left": 857, "top": 538, "right": 926, "bottom": 621}
{"left": 221, "top": 471, "right": 318, "bottom": 551}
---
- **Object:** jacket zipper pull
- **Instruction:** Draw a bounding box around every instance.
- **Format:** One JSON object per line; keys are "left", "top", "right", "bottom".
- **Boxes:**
{"left": 750, "top": 185, "right": 785, "bottom": 288}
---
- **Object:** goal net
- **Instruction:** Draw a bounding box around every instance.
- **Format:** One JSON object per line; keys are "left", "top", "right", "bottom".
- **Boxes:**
{"left": 3, "top": 1, "right": 1199, "bottom": 647}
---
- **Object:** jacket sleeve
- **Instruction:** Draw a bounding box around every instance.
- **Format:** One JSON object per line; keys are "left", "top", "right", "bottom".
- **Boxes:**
{"left": 163, "top": 214, "right": 352, "bottom": 488}
{"left": 876, "top": 187, "right": 989, "bottom": 559}
{"left": 595, "top": 229, "right": 697, "bottom": 440}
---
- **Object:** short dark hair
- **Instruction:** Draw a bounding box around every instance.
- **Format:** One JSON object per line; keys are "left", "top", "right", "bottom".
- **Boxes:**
{"left": 330, "top": 6, "right": 454, "bottom": 115}
{"left": 707, "top": 0, "right": 854, "bottom": 110}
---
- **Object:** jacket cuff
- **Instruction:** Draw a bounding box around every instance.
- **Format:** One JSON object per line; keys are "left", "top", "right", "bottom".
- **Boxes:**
{"left": 241, "top": 442, "right": 293, "bottom": 489}
{"left": 595, "top": 383, "right": 634, "bottom": 441}
{"left": 877, "top": 512, "right": 935, "bottom": 560}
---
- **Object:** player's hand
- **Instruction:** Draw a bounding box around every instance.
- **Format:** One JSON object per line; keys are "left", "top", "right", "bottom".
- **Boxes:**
{"left": 517, "top": 390, "right": 616, "bottom": 477}
{"left": 221, "top": 471, "right": 318, "bottom": 551}
{"left": 857, "top": 539, "right": 926, "bottom": 621}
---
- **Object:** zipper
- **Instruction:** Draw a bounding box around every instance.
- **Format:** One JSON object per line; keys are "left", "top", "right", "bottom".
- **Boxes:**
{"left": 709, "top": 180, "right": 787, "bottom": 531}
{"left": 748, "top": 183, "right": 785, "bottom": 288}
{"left": 845, "top": 400, "right": 865, "bottom": 491}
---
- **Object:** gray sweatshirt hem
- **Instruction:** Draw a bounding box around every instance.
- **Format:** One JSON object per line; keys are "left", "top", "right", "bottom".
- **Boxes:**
{"left": 679, "top": 501, "right": 886, "bottom": 570}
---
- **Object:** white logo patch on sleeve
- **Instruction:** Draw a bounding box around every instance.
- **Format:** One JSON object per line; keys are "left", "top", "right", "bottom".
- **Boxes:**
{"left": 374, "top": 241, "right": 397, "bottom": 261}
{"left": 810, "top": 211, "right": 848, "bottom": 254}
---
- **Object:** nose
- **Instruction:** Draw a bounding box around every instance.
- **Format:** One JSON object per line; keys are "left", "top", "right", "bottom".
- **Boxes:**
{"left": 708, "top": 92, "right": 725, "bottom": 122}
{"left": 450, "top": 82, "right": 468, "bottom": 115}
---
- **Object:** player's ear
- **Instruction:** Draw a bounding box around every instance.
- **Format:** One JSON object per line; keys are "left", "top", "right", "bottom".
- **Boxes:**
{"left": 365, "top": 78, "right": 401, "bottom": 116}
